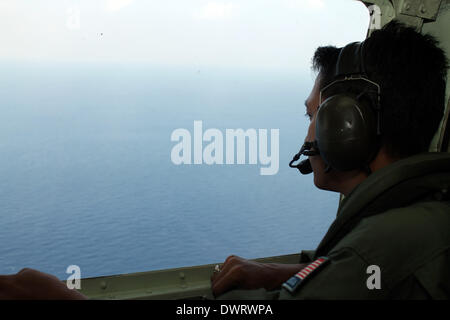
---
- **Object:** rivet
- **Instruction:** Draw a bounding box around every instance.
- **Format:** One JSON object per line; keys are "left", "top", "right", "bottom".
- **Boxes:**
{"left": 100, "top": 281, "right": 107, "bottom": 290}
{"left": 179, "top": 272, "right": 185, "bottom": 280}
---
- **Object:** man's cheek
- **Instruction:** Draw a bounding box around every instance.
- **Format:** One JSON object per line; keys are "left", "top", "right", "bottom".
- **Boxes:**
{"left": 310, "top": 156, "right": 328, "bottom": 189}
{"left": 309, "top": 155, "right": 320, "bottom": 171}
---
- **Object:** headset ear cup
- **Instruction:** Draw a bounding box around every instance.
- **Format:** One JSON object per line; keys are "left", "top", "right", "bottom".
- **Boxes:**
{"left": 315, "top": 94, "right": 377, "bottom": 171}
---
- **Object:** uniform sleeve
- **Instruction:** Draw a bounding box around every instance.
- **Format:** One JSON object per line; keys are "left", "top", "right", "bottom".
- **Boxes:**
{"left": 298, "top": 250, "right": 316, "bottom": 263}
{"left": 279, "top": 247, "right": 389, "bottom": 300}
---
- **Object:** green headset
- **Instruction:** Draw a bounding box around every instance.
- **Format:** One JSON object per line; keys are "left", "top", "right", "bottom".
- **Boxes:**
{"left": 290, "top": 41, "right": 382, "bottom": 174}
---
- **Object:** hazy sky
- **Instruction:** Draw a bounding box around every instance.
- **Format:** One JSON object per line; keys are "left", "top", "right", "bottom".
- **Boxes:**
{"left": 0, "top": 0, "right": 369, "bottom": 69}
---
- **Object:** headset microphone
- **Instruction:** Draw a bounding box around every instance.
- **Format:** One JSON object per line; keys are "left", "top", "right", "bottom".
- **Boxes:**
{"left": 289, "top": 141, "right": 319, "bottom": 175}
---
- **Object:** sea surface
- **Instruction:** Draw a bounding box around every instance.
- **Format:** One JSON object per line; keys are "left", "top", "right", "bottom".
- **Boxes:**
{"left": 0, "top": 63, "right": 338, "bottom": 279}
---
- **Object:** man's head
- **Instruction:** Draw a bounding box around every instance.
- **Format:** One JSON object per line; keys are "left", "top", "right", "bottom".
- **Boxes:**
{"left": 305, "top": 21, "right": 448, "bottom": 194}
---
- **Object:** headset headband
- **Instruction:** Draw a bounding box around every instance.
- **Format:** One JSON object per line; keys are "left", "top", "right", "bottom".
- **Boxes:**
{"left": 335, "top": 41, "right": 366, "bottom": 77}
{"left": 319, "top": 41, "right": 382, "bottom": 135}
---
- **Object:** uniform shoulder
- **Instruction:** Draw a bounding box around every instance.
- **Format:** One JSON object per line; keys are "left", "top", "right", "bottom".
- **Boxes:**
{"left": 331, "top": 200, "right": 450, "bottom": 288}
{"left": 337, "top": 200, "right": 450, "bottom": 250}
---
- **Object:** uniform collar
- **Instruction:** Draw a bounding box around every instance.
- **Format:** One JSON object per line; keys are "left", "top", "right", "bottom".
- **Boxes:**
{"left": 314, "top": 152, "right": 450, "bottom": 257}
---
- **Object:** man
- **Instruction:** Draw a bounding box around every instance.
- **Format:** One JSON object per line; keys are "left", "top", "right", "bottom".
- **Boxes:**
{"left": 0, "top": 21, "right": 448, "bottom": 300}
{"left": 211, "top": 21, "right": 450, "bottom": 299}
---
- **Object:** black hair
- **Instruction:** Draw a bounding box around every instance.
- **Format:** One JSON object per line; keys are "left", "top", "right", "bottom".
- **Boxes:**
{"left": 312, "top": 21, "right": 448, "bottom": 158}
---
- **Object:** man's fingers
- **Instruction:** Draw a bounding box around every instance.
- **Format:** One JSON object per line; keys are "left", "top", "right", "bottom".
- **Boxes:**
{"left": 211, "top": 263, "right": 230, "bottom": 291}
{"left": 224, "top": 255, "right": 238, "bottom": 264}
{"left": 211, "top": 267, "right": 240, "bottom": 297}
{"left": 211, "top": 255, "right": 237, "bottom": 284}
{"left": 211, "top": 256, "right": 245, "bottom": 297}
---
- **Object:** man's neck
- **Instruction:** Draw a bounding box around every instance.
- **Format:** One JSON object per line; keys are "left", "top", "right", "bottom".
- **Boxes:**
{"left": 339, "top": 149, "right": 399, "bottom": 196}
{"left": 339, "top": 173, "right": 367, "bottom": 197}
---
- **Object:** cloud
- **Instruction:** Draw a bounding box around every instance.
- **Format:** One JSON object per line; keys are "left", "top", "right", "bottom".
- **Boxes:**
{"left": 105, "top": 0, "right": 134, "bottom": 12}
{"left": 193, "top": 2, "right": 238, "bottom": 20}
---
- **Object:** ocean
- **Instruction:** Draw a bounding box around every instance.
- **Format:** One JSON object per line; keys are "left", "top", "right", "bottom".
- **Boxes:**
{"left": 0, "top": 63, "right": 338, "bottom": 280}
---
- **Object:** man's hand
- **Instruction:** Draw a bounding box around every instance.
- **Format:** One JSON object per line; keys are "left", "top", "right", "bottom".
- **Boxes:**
{"left": 0, "top": 268, "right": 87, "bottom": 300}
{"left": 210, "top": 255, "right": 307, "bottom": 297}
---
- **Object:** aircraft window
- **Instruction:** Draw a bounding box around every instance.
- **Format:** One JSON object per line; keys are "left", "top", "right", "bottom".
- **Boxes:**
{"left": 0, "top": 0, "right": 369, "bottom": 279}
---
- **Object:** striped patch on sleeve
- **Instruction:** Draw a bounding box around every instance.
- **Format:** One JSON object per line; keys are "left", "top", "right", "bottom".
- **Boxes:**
{"left": 282, "top": 256, "right": 330, "bottom": 294}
